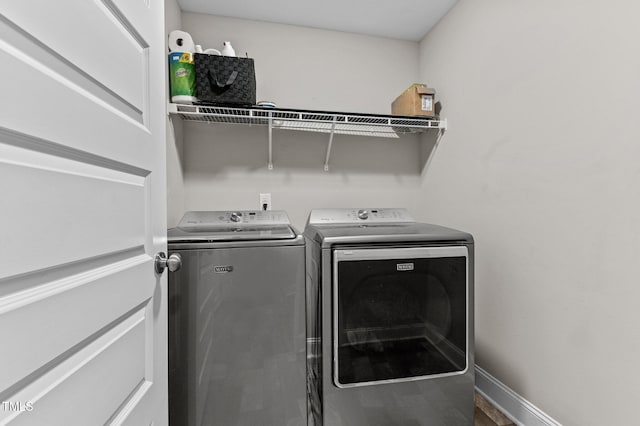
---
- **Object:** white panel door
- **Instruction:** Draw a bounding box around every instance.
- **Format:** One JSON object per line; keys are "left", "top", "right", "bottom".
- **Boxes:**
{"left": 0, "top": 0, "right": 167, "bottom": 424}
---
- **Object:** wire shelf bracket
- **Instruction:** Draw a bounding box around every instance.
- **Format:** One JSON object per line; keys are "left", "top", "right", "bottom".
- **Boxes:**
{"left": 267, "top": 111, "right": 274, "bottom": 170}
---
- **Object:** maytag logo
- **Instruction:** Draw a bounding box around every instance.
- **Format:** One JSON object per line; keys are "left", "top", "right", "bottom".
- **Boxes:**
{"left": 397, "top": 263, "right": 414, "bottom": 271}
{"left": 214, "top": 265, "right": 234, "bottom": 273}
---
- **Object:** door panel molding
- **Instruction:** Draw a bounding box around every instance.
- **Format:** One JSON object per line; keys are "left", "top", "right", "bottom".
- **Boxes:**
{"left": 106, "top": 379, "right": 153, "bottom": 425}
{"left": 99, "top": 0, "right": 149, "bottom": 51}
{"left": 0, "top": 246, "right": 145, "bottom": 299}
{"left": 1, "top": 0, "right": 148, "bottom": 115}
{"left": 0, "top": 126, "right": 149, "bottom": 177}
{"left": 0, "top": 36, "right": 150, "bottom": 165}
{"left": 0, "top": 259, "right": 152, "bottom": 395}
{"left": 1, "top": 309, "right": 148, "bottom": 425}
{"left": 0, "top": 146, "right": 148, "bottom": 280}
{"left": 0, "top": 14, "right": 143, "bottom": 124}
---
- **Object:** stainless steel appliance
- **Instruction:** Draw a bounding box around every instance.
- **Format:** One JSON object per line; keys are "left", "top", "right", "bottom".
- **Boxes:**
{"left": 168, "top": 211, "right": 306, "bottom": 426}
{"left": 304, "top": 208, "right": 474, "bottom": 426}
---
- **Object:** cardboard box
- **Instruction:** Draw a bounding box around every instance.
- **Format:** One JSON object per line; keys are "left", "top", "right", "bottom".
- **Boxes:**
{"left": 391, "top": 84, "right": 436, "bottom": 117}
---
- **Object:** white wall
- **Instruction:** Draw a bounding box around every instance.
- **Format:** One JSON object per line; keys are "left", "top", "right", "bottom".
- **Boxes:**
{"left": 418, "top": 1, "right": 640, "bottom": 424}
{"left": 173, "top": 13, "right": 422, "bottom": 228}
{"left": 165, "top": 0, "right": 185, "bottom": 227}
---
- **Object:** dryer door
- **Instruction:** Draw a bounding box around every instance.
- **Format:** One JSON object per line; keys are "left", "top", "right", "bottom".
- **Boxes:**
{"left": 333, "top": 246, "right": 468, "bottom": 388}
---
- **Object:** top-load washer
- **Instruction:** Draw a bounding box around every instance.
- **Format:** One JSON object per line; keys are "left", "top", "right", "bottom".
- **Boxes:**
{"left": 304, "top": 208, "right": 474, "bottom": 426}
{"left": 168, "top": 210, "right": 306, "bottom": 426}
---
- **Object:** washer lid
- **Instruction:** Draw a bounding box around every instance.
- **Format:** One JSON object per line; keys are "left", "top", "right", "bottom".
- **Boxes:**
{"left": 168, "top": 210, "right": 296, "bottom": 242}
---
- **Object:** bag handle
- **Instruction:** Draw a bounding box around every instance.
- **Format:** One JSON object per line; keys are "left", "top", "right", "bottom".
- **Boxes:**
{"left": 208, "top": 69, "right": 238, "bottom": 89}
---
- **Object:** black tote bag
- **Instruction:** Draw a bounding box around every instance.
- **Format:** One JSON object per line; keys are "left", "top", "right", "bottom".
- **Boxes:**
{"left": 194, "top": 54, "right": 256, "bottom": 106}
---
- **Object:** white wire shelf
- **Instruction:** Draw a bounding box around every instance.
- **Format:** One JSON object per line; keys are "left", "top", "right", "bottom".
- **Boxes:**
{"left": 167, "top": 103, "right": 447, "bottom": 170}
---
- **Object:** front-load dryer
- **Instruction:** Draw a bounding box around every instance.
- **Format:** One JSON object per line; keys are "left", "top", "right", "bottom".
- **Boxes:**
{"left": 304, "top": 208, "right": 474, "bottom": 426}
{"left": 168, "top": 210, "right": 306, "bottom": 426}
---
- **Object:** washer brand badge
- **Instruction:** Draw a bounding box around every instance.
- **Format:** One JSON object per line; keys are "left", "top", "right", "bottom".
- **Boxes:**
{"left": 397, "top": 263, "right": 414, "bottom": 271}
{"left": 214, "top": 265, "right": 234, "bottom": 273}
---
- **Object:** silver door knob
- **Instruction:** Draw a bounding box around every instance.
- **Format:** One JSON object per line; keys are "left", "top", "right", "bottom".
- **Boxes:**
{"left": 155, "top": 252, "right": 182, "bottom": 274}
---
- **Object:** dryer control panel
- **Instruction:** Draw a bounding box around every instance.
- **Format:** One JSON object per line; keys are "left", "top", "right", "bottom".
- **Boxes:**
{"left": 307, "top": 208, "right": 415, "bottom": 225}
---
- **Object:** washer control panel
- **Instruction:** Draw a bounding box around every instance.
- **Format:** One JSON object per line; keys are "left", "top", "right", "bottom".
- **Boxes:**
{"left": 178, "top": 210, "right": 291, "bottom": 228}
{"left": 307, "top": 208, "right": 415, "bottom": 225}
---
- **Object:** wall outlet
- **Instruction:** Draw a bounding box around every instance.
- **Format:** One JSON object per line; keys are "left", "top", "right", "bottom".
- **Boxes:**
{"left": 259, "top": 193, "right": 271, "bottom": 211}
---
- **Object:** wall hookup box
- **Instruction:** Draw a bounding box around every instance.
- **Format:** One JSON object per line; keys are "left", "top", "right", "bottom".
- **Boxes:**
{"left": 391, "top": 84, "right": 436, "bottom": 117}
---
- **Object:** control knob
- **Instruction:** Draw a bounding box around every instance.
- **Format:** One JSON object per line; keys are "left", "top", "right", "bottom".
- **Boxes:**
{"left": 357, "top": 209, "right": 369, "bottom": 220}
{"left": 230, "top": 212, "right": 241, "bottom": 222}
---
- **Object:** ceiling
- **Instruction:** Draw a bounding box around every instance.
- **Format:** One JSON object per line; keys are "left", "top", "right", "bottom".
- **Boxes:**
{"left": 177, "top": 0, "right": 459, "bottom": 41}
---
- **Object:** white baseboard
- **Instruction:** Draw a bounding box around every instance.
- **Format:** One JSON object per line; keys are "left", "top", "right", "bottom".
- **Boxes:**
{"left": 475, "top": 365, "right": 562, "bottom": 426}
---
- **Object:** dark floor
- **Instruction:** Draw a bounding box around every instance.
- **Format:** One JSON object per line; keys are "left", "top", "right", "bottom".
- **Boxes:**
{"left": 474, "top": 392, "right": 515, "bottom": 426}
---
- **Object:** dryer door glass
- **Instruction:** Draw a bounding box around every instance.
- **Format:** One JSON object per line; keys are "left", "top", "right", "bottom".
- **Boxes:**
{"left": 334, "top": 247, "right": 468, "bottom": 387}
